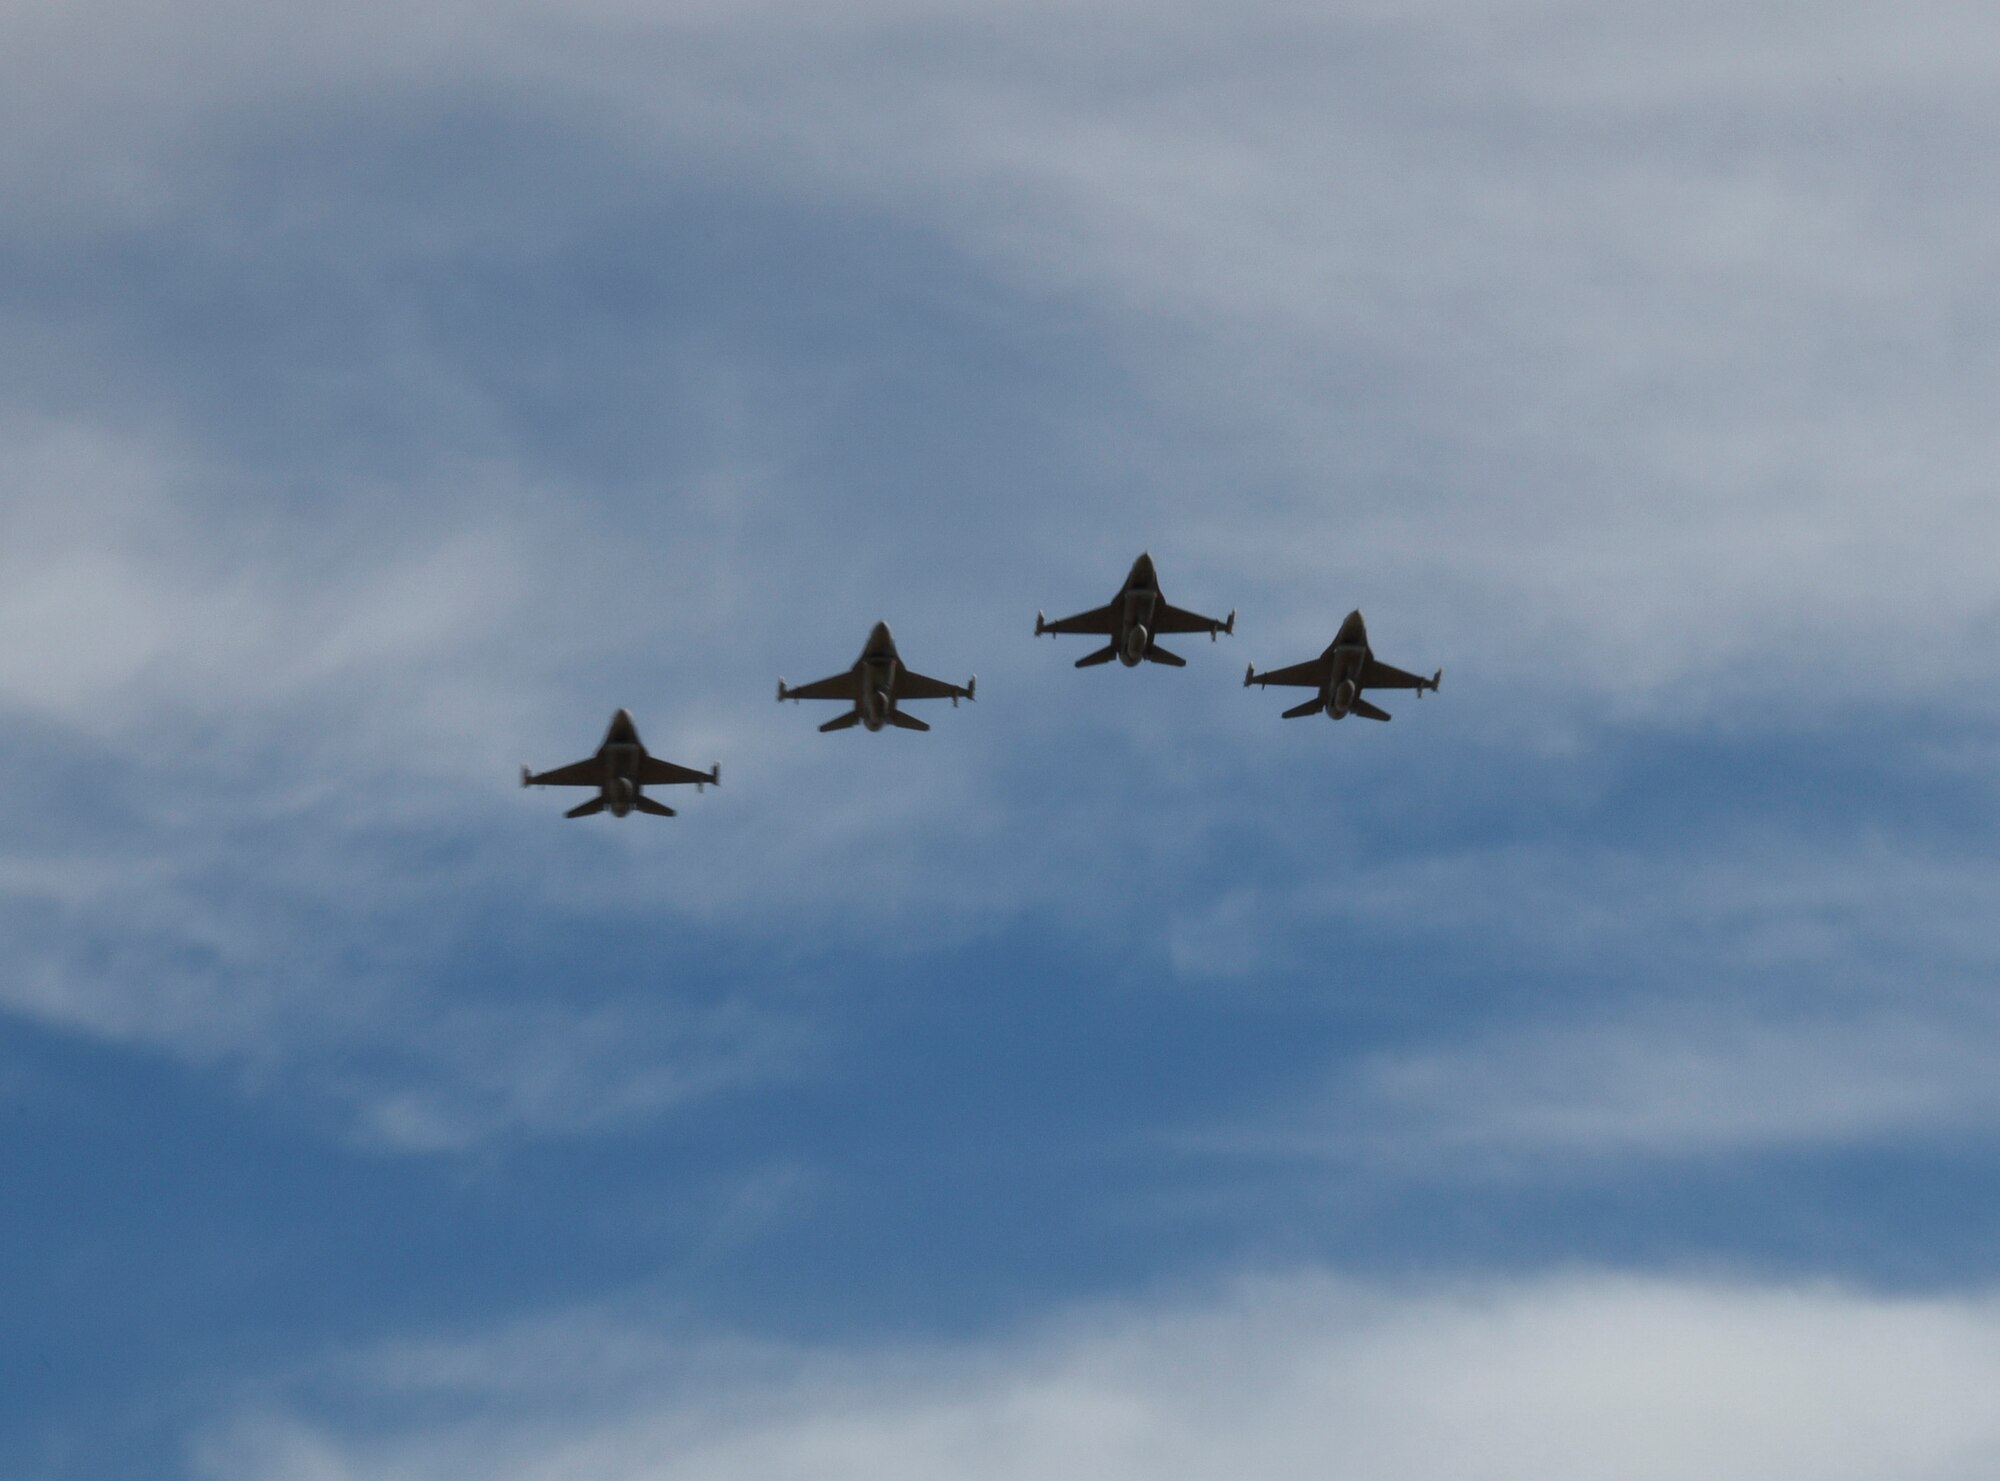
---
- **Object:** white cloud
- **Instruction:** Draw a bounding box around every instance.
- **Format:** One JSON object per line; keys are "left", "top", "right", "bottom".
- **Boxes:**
{"left": 1322, "top": 1009, "right": 2000, "bottom": 1167}
{"left": 1303, "top": 834, "right": 2000, "bottom": 980}
{"left": 196, "top": 1271, "right": 2000, "bottom": 1481}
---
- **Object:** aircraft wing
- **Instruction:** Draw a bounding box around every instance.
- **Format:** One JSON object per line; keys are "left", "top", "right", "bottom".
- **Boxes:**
{"left": 896, "top": 668, "right": 974, "bottom": 702}
{"left": 1246, "top": 657, "right": 1326, "bottom": 688}
{"left": 779, "top": 670, "right": 860, "bottom": 702}
{"left": 1036, "top": 604, "right": 1116, "bottom": 635}
{"left": 1151, "top": 601, "right": 1232, "bottom": 635}
{"left": 638, "top": 756, "right": 716, "bottom": 787}
{"left": 525, "top": 757, "right": 602, "bottom": 787}
{"left": 1361, "top": 657, "right": 1437, "bottom": 690}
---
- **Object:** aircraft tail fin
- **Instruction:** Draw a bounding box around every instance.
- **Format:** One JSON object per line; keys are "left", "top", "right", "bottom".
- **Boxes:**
{"left": 818, "top": 711, "right": 863, "bottom": 732}
{"left": 1282, "top": 697, "right": 1325, "bottom": 719}
{"left": 1352, "top": 697, "right": 1392, "bottom": 722}
{"left": 564, "top": 797, "right": 607, "bottom": 818}
{"left": 885, "top": 709, "right": 931, "bottom": 732}
{"left": 1075, "top": 644, "right": 1117, "bottom": 668}
{"left": 633, "top": 795, "right": 676, "bottom": 817}
{"left": 1144, "top": 644, "right": 1186, "bottom": 668}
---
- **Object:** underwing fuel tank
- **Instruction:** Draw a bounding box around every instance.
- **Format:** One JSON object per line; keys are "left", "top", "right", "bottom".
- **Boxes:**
{"left": 863, "top": 688, "right": 889, "bottom": 731}
{"left": 1121, "top": 625, "right": 1149, "bottom": 666}
{"left": 1330, "top": 678, "right": 1357, "bottom": 718}
{"left": 609, "top": 776, "right": 635, "bottom": 815}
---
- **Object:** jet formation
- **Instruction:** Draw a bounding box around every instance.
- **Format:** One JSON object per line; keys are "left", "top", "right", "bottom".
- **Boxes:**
{"left": 526, "top": 553, "right": 1441, "bottom": 818}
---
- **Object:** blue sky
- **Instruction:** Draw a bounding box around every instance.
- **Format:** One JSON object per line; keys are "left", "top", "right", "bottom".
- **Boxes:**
{"left": 6, "top": 1, "right": 2000, "bottom": 1476}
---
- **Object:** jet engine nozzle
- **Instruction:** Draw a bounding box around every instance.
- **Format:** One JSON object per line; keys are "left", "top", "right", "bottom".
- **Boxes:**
{"left": 1121, "top": 625, "right": 1149, "bottom": 666}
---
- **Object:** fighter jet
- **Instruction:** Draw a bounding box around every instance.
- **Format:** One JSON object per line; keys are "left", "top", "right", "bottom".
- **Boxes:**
{"left": 778, "top": 622, "right": 974, "bottom": 732}
{"left": 1244, "top": 610, "right": 1440, "bottom": 721}
{"left": 520, "top": 708, "right": 719, "bottom": 817}
{"left": 1034, "top": 551, "right": 1234, "bottom": 668}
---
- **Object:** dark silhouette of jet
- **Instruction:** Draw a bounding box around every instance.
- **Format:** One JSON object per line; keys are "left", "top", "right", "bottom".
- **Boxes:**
{"left": 778, "top": 622, "right": 974, "bottom": 732}
{"left": 521, "top": 709, "right": 718, "bottom": 817}
{"left": 1035, "top": 552, "right": 1234, "bottom": 668}
{"left": 1245, "top": 610, "right": 1440, "bottom": 721}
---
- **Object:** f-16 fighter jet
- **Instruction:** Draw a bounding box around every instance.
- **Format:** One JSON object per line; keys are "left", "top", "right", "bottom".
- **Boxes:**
{"left": 521, "top": 708, "right": 719, "bottom": 818}
{"left": 1034, "top": 551, "right": 1234, "bottom": 668}
{"left": 1245, "top": 610, "right": 1440, "bottom": 721}
{"left": 778, "top": 622, "right": 974, "bottom": 732}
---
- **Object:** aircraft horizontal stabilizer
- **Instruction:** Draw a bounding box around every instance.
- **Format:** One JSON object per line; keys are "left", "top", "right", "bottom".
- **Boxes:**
{"left": 1075, "top": 645, "right": 1117, "bottom": 668}
{"left": 633, "top": 796, "right": 676, "bottom": 817}
{"left": 819, "top": 711, "right": 863, "bottom": 732}
{"left": 564, "top": 797, "right": 607, "bottom": 818}
{"left": 1351, "top": 697, "right": 1392, "bottom": 721}
{"left": 1144, "top": 644, "right": 1186, "bottom": 668}
{"left": 885, "top": 710, "right": 931, "bottom": 732}
{"left": 1282, "top": 697, "right": 1324, "bottom": 719}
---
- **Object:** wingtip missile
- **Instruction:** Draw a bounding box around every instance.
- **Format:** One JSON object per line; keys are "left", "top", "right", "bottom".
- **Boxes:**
{"left": 776, "top": 678, "right": 788, "bottom": 702}
{"left": 1219, "top": 609, "right": 1235, "bottom": 639}
{"left": 520, "top": 764, "right": 532, "bottom": 788}
{"left": 1034, "top": 610, "right": 1046, "bottom": 636}
{"left": 1243, "top": 662, "right": 1256, "bottom": 687}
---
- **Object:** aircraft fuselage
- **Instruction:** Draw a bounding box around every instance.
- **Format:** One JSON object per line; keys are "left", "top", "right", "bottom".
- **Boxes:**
{"left": 600, "top": 741, "right": 642, "bottom": 814}
{"left": 1324, "top": 642, "right": 1368, "bottom": 719}
{"left": 1118, "top": 586, "right": 1159, "bottom": 666}
{"left": 859, "top": 654, "right": 899, "bottom": 730}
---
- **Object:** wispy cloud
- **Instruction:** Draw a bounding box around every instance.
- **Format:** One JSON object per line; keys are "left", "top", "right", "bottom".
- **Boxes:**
{"left": 1232, "top": 1007, "right": 2000, "bottom": 1173}
{"left": 1173, "top": 828, "right": 2000, "bottom": 1166}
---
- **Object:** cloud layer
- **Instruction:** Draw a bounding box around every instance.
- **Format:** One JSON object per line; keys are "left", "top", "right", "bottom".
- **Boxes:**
{"left": 200, "top": 1271, "right": 2000, "bottom": 1481}
{"left": 5, "top": 0, "right": 1999, "bottom": 1162}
